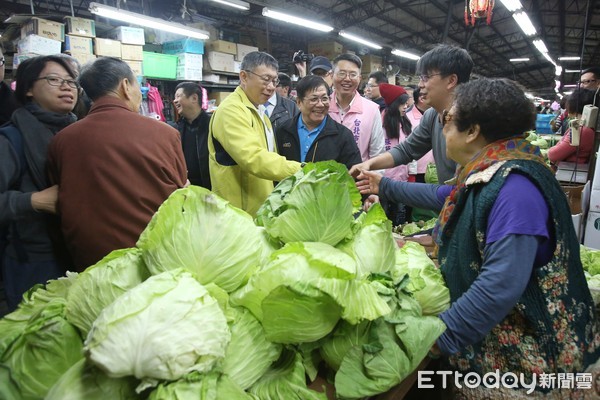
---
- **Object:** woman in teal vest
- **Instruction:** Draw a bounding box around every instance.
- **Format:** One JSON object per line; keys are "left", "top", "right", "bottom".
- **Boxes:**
{"left": 359, "top": 78, "right": 600, "bottom": 398}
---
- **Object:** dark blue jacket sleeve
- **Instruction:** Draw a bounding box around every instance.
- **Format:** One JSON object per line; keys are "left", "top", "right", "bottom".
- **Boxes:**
{"left": 379, "top": 177, "right": 449, "bottom": 212}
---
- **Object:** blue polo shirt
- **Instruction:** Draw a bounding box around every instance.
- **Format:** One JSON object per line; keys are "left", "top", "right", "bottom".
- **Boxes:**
{"left": 297, "top": 116, "right": 328, "bottom": 162}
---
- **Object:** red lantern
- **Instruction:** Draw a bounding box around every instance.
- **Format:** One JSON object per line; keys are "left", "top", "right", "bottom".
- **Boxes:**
{"left": 465, "top": 0, "right": 495, "bottom": 26}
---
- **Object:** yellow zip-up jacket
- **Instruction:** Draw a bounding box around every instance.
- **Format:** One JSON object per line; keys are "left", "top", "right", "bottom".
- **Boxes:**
{"left": 208, "top": 86, "right": 301, "bottom": 216}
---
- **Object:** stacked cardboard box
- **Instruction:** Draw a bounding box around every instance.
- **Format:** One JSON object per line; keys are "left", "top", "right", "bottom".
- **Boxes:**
{"left": 308, "top": 41, "right": 343, "bottom": 60}
{"left": 63, "top": 17, "right": 97, "bottom": 65}
{"left": 15, "top": 17, "right": 64, "bottom": 64}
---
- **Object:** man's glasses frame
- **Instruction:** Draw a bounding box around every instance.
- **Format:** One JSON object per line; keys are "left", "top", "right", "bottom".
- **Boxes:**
{"left": 243, "top": 70, "right": 279, "bottom": 86}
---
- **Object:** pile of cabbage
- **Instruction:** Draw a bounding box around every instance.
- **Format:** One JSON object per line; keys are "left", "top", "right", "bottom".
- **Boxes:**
{"left": 0, "top": 161, "right": 450, "bottom": 400}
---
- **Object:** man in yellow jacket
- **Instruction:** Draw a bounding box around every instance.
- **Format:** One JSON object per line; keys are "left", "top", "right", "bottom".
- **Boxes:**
{"left": 208, "top": 51, "right": 301, "bottom": 216}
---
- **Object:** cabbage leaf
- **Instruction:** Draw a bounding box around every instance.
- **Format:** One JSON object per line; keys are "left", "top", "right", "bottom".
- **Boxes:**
{"left": 84, "top": 269, "right": 230, "bottom": 391}
{"left": 137, "top": 186, "right": 267, "bottom": 292}
{"left": 256, "top": 161, "right": 361, "bottom": 246}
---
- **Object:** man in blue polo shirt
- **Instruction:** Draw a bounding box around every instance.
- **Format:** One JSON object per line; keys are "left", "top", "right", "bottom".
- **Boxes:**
{"left": 275, "top": 75, "right": 360, "bottom": 169}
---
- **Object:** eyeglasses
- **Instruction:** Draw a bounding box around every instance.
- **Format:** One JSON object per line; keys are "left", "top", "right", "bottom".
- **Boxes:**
{"left": 0, "top": 58, "right": 5, "bottom": 67}
{"left": 304, "top": 96, "right": 330, "bottom": 106}
{"left": 366, "top": 83, "right": 379, "bottom": 88}
{"left": 35, "top": 75, "right": 79, "bottom": 89}
{"left": 579, "top": 79, "right": 597, "bottom": 85}
{"left": 419, "top": 73, "right": 443, "bottom": 82}
{"left": 244, "top": 70, "right": 279, "bottom": 86}
{"left": 441, "top": 109, "right": 454, "bottom": 127}
{"left": 335, "top": 70, "right": 360, "bottom": 80}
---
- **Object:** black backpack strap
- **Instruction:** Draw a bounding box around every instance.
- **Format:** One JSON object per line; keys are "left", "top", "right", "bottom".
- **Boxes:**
{"left": 0, "top": 125, "right": 29, "bottom": 263}
{"left": 0, "top": 125, "right": 26, "bottom": 186}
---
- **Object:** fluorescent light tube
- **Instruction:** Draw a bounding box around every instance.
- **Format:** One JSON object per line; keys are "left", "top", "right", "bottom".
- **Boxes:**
{"left": 533, "top": 39, "right": 548, "bottom": 53}
{"left": 392, "top": 49, "right": 420, "bottom": 60}
{"left": 209, "top": 0, "right": 249, "bottom": 10}
{"left": 262, "top": 8, "right": 333, "bottom": 32}
{"left": 89, "top": 2, "right": 209, "bottom": 40}
{"left": 555, "top": 65, "right": 562, "bottom": 76}
{"left": 563, "top": 84, "right": 578, "bottom": 88}
{"left": 558, "top": 56, "right": 581, "bottom": 61}
{"left": 512, "top": 12, "right": 536, "bottom": 36}
{"left": 499, "top": 0, "right": 523, "bottom": 11}
{"left": 541, "top": 52, "right": 556, "bottom": 65}
{"left": 565, "top": 69, "right": 583, "bottom": 73}
{"left": 509, "top": 57, "right": 529, "bottom": 62}
{"left": 339, "top": 31, "right": 382, "bottom": 50}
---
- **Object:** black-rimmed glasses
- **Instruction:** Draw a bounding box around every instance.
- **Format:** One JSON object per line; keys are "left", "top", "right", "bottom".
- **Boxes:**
{"left": 419, "top": 73, "right": 442, "bottom": 82}
{"left": 244, "top": 70, "right": 279, "bottom": 86}
{"left": 35, "top": 76, "right": 79, "bottom": 89}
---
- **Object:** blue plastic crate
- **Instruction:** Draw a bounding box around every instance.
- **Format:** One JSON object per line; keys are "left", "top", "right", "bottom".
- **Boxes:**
{"left": 535, "top": 114, "right": 553, "bottom": 134}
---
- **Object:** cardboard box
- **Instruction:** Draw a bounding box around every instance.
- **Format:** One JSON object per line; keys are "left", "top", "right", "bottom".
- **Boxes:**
{"left": 561, "top": 183, "right": 585, "bottom": 214}
{"left": 94, "top": 38, "right": 122, "bottom": 58}
{"left": 362, "top": 54, "right": 383, "bottom": 73}
{"left": 64, "top": 34, "right": 93, "bottom": 54}
{"left": 236, "top": 43, "right": 258, "bottom": 61}
{"left": 207, "top": 40, "right": 237, "bottom": 55}
{"left": 308, "top": 41, "right": 343, "bottom": 58}
{"left": 176, "top": 65, "right": 202, "bottom": 81}
{"left": 203, "top": 73, "right": 228, "bottom": 84}
{"left": 21, "top": 17, "right": 65, "bottom": 42}
{"left": 233, "top": 60, "right": 242, "bottom": 73}
{"left": 64, "top": 16, "right": 96, "bottom": 37}
{"left": 584, "top": 211, "right": 600, "bottom": 250}
{"left": 108, "top": 26, "right": 145, "bottom": 45}
{"left": 125, "top": 60, "right": 143, "bottom": 76}
{"left": 121, "top": 44, "right": 144, "bottom": 61}
{"left": 12, "top": 53, "right": 38, "bottom": 71}
{"left": 593, "top": 152, "right": 600, "bottom": 190}
{"left": 177, "top": 53, "right": 203, "bottom": 68}
{"left": 69, "top": 51, "right": 97, "bottom": 65}
{"left": 204, "top": 51, "right": 235, "bottom": 73}
{"left": 590, "top": 188, "right": 600, "bottom": 213}
{"left": 176, "top": 53, "right": 202, "bottom": 81}
{"left": 163, "top": 38, "right": 204, "bottom": 55}
{"left": 17, "top": 35, "right": 62, "bottom": 56}
{"left": 208, "top": 91, "right": 231, "bottom": 106}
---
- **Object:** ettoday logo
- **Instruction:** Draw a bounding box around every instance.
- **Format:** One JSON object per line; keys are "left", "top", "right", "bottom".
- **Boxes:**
{"left": 418, "top": 370, "right": 593, "bottom": 394}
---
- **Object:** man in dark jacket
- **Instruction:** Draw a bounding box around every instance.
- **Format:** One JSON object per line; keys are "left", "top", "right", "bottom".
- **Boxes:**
{"left": 0, "top": 46, "right": 18, "bottom": 125}
{"left": 173, "top": 82, "right": 211, "bottom": 189}
{"left": 275, "top": 75, "right": 361, "bottom": 169}
{"left": 264, "top": 73, "right": 298, "bottom": 131}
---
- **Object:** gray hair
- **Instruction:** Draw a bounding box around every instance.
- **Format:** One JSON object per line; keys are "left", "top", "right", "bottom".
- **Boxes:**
{"left": 79, "top": 57, "right": 136, "bottom": 101}
{"left": 240, "top": 51, "right": 278, "bottom": 72}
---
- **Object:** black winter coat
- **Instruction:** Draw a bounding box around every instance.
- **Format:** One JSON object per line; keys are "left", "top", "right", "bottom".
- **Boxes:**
{"left": 269, "top": 94, "right": 299, "bottom": 131}
{"left": 275, "top": 114, "right": 362, "bottom": 170}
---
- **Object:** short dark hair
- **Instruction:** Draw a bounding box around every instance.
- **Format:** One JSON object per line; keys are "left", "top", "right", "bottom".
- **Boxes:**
{"left": 453, "top": 78, "right": 535, "bottom": 142}
{"left": 368, "top": 71, "right": 387, "bottom": 84}
{"left": 175, "top": 82, "right": 203, "bottom": 106}
{"left": 333, "top": 53, "right": 362, "bottom": 70}
{"left": 277, "top": 72, "right": 292, "bottom": 88}
{"left": 79, "top": 57, "right": 136, "bottom": 101}
{"left": 240, "top": 51, "right": 278, "bottom": 72}
{"left": 582, "top": 67, "right": 600, "bottom": 79}
{"left": 417, "top": 44, "right": 473, "bottom": 84}
{"left": 295, "top": 75, "right": 329, "bottom": 100}
{"left": 14, "top": 55, "right": 76, "bottom": 105}
{"left": 567, "top": 88, "right": 599, "bottom": 114}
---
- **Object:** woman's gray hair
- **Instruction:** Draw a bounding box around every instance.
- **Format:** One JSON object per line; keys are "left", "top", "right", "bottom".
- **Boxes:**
{"left": 79, "top": 57, "right": 136, "bottom": 101}
{"left": 240, "top": 51, "right": 278, "bottom": 72}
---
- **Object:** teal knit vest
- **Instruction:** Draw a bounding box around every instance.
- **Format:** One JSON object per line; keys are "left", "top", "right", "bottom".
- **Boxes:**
{"left": 438, "top": 160, "right": 600, "bottom": 378}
